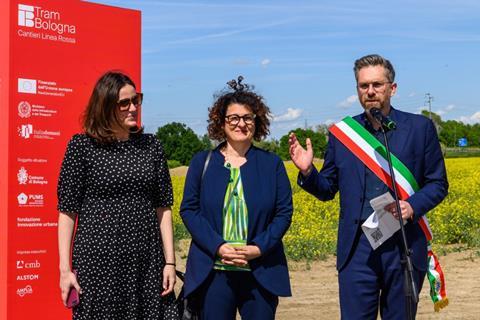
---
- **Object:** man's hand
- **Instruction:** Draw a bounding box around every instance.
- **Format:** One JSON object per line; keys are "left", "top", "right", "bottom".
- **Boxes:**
{"left": 384, "top": 200, "right": 414, "bottom": 221}
{"left": 288, "top": 132, "right": 314, "bottom": 176}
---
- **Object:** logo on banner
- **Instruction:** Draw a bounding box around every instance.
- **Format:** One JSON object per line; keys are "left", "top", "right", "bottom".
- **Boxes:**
{"left": 16, "top": 285, "right": 33, "bottom": 297}
{"left": 17, "top": 124, "right": 60, "bottom": 140}
{"left": 17, "top": 274, "right": 40, "bottom": 281}
{"left": 18, "top": 4, "right": 35, "bottom": 27}
{"left": 17, "top": 3, "right": 76, "bottom": 35}
{"left": 17, "top": 193, "right": 28, "bottom": 205}
{"left": 16, "top": 260, "right": 41, "bottom": 269}
{"left": 18, "top": 101, "right": 32, "bottom": 118}
{"left": 18, "top": 78, "right": 37, "bottom": 94}
{"left": 17, "top": 167, "right": 29, "bottom": 184}
{"left": 18, "top": 124, "right": 33, "bottom": 138}
{"left": 17, "top": 193, "right": 45, "bottom": 207}
{"left": 17, "top": 167, "right": 48, "bottom": 185}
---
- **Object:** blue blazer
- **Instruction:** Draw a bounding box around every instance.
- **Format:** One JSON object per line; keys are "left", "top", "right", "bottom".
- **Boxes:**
{"left": 180, "top": 145, "right": 293, "bottom": 297}
{"left": 299, "top": 108, "right": 448, "bottom": 271}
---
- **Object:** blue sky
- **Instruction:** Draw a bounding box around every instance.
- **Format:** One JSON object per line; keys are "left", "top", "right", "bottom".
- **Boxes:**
{"left": 94, "top": 0, "right": 480, "bottom": 139}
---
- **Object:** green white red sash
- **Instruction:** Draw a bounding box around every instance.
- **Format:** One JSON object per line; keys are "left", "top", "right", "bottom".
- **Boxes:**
{"left": 329, "top": 116, "right": 448, "bottom": 311}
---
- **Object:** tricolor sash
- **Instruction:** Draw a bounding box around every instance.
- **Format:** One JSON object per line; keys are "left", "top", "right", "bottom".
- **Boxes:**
{"left": 329, "top": 116, "right": 448, "bottom": 311}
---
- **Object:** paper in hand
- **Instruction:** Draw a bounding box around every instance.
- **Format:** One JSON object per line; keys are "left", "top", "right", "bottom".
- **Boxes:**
{"left": 361, "top": 192, "right": 406, "bottom": 250}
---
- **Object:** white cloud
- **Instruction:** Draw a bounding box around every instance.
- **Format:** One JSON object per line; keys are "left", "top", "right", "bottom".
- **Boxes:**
{"left": 408, "top": 92, "right": 416, "bottom": 97}
{"left": 338, "top": 95, "right": 358, "bottom": 108}
{"left": 272, "top": 121, "right": 303, "bottom": 130}
{"left": 459, "top": 111, "right": 480, "bottom": 124}
{"left": 272, "top": 108, "right": 303, "bottom": 122}
{"left": 261, "top": 58, "right": 271, "bottom": 67}
{"left": 434, "top": 104, "right": 456, "bottom": 116}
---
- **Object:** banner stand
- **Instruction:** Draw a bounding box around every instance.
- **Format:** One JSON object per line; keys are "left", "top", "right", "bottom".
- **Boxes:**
{"left": 1, "top": 1, "right": 140, "bottom": 319}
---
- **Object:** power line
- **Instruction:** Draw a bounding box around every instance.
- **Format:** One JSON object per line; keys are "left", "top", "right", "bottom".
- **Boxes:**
{"left": 425, "top": 93, "right": 434, "bottom": 119}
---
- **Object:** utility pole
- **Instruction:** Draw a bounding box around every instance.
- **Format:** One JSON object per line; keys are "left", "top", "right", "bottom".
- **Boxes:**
{"left": 425, "top": 93, "right": 434, "bottom": 119}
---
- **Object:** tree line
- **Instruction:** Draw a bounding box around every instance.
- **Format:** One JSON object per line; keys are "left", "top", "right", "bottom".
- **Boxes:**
{"left": 156, "top": 112, "right": 479, "bottom": 167}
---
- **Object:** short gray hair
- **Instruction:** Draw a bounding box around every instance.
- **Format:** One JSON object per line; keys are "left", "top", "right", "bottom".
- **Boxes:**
{"left": 354, "top": 54, "right": 395, "bottom": 83}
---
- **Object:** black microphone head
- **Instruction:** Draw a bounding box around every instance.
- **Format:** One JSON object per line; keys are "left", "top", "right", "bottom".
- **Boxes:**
{"left": 368, "top": 107, "right": 396, "bottom": 131}
{"left": 369, "top": 107, "right": 382, "bottom": 119}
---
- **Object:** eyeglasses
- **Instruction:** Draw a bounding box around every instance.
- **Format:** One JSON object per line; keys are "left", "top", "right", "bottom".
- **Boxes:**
{"left": 357, "top": 82, "right": 391, "bottom": 92}
{"left": 117, "top": 93, "right": 143, "bottom": 111}
{"left": 225, "top": 114, "right": 256, "bottom": 126}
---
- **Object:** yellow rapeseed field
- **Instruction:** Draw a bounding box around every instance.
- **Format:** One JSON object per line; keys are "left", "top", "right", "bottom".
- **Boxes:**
{"left": 171, "top": 157, "right": 480, "bottom": 260}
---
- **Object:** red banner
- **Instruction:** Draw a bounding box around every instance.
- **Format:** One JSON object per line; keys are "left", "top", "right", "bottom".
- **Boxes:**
{"left": 1, "top": 1, "right": 141, "bottom": 318}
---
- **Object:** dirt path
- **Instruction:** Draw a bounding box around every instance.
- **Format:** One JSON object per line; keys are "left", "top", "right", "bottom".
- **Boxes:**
{"left": 277, "top": 249, "right": 479, "bottom": 320}
{"left": 175, "top": 243, "right": 479, "bottom": 319}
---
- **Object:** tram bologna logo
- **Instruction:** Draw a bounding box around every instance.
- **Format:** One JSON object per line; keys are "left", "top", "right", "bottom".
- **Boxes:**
{"left": 18, "top": 4, "right": 76, "bottom": 35}
{"left": 18, "top": 4, "right": 35, "bottom": 27}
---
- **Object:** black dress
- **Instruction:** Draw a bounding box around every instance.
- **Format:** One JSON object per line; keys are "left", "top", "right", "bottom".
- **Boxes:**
{"left": 58, "top": 133, "right": 179, "bottom": 320}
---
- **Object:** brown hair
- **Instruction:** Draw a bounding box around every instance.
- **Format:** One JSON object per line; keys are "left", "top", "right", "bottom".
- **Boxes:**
{"left": 207, "top": 76, "right": 271, "bottom": 142}
{"left": 82, "top": 71, "right": 143, "bottom": 143}
{"left": 354, "top": 54, "right": 396, "bottom": 83}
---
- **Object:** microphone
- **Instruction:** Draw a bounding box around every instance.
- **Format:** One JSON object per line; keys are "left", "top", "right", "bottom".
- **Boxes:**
{"left": 369, "top": 107, "right": 396, "bottom": 130}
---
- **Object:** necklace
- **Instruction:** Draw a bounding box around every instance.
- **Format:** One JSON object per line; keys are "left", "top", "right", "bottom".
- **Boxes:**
{"left": 222, "top": 147, "right": 247, "bottom": 168}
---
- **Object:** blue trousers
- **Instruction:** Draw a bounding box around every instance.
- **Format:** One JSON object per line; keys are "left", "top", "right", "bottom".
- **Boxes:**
{"left": 199, "top": 270, "right": 278, "bottom": 320}
{"left": 338, "top": 230, "right": 426, "bottom": 320}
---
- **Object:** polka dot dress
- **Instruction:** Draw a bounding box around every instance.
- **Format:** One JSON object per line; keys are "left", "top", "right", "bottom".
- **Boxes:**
{"left": 58, "top": 133, "right": 180, "bottom": 320}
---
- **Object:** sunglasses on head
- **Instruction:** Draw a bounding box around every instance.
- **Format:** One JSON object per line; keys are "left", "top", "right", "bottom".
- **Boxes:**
{"left": 117, "top": 93, "right": 143, "bottom": 110}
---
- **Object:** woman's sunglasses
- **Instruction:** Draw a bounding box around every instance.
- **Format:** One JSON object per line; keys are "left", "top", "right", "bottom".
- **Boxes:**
{"left": 117, "top": 93, "right": 143, "bottom": 111}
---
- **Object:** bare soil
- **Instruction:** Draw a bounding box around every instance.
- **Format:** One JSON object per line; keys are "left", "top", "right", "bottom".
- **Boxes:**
{"left": 277, "top": 248, "right": 479, "bottom": 320}
{"left": 169, "top": 166, "right": 189, "bottom": 176}
{"left": 175, "top": 241, "right": 479, "bottom": 319}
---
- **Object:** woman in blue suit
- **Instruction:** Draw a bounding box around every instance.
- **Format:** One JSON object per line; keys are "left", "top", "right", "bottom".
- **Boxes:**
{"left": 180, "top": 77, "right": 293, "bottom": 320}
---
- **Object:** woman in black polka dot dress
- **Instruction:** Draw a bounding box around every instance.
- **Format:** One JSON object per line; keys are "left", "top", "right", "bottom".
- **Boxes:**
{"left": 57, "top": 72, "right": 179, "bottom": 319}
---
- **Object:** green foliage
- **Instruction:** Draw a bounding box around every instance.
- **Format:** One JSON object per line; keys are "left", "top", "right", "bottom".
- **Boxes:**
{"left": 200, "top": 134, "right": 214, "bottom": 150}
{"left": 278, "top": 128, "right": 327, "bottom": 160}
{"left": 419, "top": 110, "right": 480, "bottom": 147}
{"left": 445, "top": 148, "right": 480, "bottom": 158}
{"left": 156, "top": 122, "right": 206, "bottom": 165}
{"left": 254, "top": 139, "right": 280, "bottom": 153}
{"left": 167, "top": 160, "right": 182, "bottom": 169}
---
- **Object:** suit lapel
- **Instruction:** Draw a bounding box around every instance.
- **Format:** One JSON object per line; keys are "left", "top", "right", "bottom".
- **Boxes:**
{"left": 208, "top": 150, "right": 231, "bottom": 230}
{"left": 387, "top": 108, "right": 411, "bottom": 158}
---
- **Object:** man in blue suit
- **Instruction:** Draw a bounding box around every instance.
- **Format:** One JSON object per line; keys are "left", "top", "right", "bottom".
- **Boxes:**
{"left": 289, "top": 54, "right": 448, "bottom": 319}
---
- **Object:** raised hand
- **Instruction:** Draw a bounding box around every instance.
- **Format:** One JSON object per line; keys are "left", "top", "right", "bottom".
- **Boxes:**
{"left": 288, "top": 132, "right": 314, "bottom": 176}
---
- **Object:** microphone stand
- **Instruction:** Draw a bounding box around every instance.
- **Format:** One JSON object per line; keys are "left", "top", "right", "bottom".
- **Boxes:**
{"left": 377, "top": 122, "right": 418, "bottom": 320}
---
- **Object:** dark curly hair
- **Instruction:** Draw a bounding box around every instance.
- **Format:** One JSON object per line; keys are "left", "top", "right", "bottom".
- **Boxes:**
{"left": 207, "top": 76, "right": 271, "bottom": 142}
